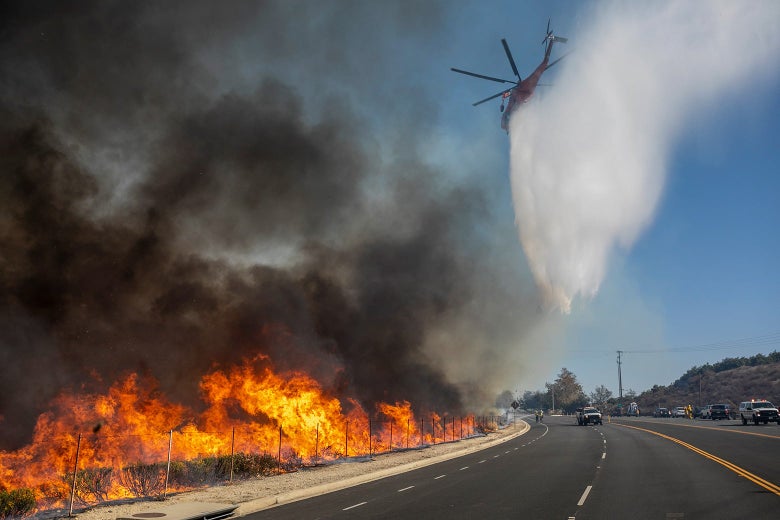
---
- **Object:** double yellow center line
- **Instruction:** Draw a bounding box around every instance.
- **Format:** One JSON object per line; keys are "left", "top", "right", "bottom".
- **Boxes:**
{"left": 614, "top": 423, "right": 780, "bottom": 496}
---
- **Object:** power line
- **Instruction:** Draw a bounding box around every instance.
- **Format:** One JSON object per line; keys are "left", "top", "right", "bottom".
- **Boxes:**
{"left": 568, "top": 332, "right": 780, "bottom": 357}
{"left": 622, "top": 331, "right": 780, "bottom": 354}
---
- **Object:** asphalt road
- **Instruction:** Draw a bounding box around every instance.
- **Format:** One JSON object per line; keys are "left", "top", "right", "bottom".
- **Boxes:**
{"left": 243, "top": 415, "right": 779, "bottom": 519}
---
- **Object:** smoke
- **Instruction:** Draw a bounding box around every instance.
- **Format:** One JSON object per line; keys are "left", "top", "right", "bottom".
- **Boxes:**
{"left": 509, "top": 1, "right": 780, "bottom": 312}
{"left": 0, "top": 1, "right": 544, "bottom": 449}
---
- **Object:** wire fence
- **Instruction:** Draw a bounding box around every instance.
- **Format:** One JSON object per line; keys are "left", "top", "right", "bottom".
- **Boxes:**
{"left": 25, "top": 414, "right": 506, "bottom": 516}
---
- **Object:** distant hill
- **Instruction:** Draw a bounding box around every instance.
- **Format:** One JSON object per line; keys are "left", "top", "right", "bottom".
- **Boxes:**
{"left": 632, "top": 352, "right": 780, "bottom": 412}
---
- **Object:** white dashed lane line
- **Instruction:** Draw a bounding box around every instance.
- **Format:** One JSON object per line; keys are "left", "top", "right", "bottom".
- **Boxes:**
{"left": 343, "top": 502, "right": 367, "bottom": 511}
{"left": 577, "top": 485, "right": 593, "bottom": 506}
{"left": 478, "top": 460, "right": 486, "bottom": 464}
{"left": 459, "top": 466, "right": 469, "bottom": 471}
{"left": 434, "top": 474, "right": 446, "bottom": 480}
{"left": 602, "top": 452, "right": 606, "bottom": 459}
{"left": 398, "top": 486, "right": 414, "bottom": 492}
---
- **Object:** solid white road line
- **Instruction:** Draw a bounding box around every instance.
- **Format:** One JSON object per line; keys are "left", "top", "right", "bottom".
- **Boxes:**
{"left": 577, "top": 485, "right": 593, "bottom": 506}
{"left": 343, "top": 502, "right": 367, "bottom": 511}
{"left": 398, "top": 486, "right": 415, "bottom": 492}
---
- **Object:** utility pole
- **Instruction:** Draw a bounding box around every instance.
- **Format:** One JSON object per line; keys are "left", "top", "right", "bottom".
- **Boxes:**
{"left": 699, "top": 375, "right": 702, "bottom": 407}
{"left": 617, "top": 350, "right": 623, "bottom": 402}
{"left": 551, "top": 385, "right": 555, "bottom": 412}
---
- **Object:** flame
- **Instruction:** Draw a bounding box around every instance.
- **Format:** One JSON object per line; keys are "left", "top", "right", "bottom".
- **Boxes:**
{"left": 0, "top": 355, "right": 476, "bottom": 511}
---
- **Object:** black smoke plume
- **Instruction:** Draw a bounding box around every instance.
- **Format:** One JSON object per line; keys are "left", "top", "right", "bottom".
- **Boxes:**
{"left": 0, "top": 1, "right": 538, "bottom": 449}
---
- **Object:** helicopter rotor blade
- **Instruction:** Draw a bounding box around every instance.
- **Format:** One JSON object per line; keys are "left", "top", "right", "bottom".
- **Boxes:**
{"left": 543, "top": 18, "right": 551, "bottom": 43}
{"left": 501, "top": 39, "right": 520, "bottom": 79}
{"left": 450, "top": 68, "right": 516, "bottom": 84}
{"left": 472, "top": 86, "right": 515, "bottom": 107}
{"left": 546, "top": 51, "right": 572, "bottom": 70}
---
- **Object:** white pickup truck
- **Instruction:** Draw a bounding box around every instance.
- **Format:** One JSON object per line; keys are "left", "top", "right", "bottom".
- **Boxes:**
{"left": 738, "top": 400, "right": 779, "bottom": 425}
{"left": 576, "top": 407, "right": 603, "bottom": 425}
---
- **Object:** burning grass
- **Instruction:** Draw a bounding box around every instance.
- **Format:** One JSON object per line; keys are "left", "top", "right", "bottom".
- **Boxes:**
{"left": 0, "top": 355, "right": 479, "bottom": 516}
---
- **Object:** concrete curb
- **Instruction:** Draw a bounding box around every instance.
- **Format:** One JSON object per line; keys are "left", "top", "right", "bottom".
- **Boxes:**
{"left": 235, "top": 420, "right": 530, "bottom": 517}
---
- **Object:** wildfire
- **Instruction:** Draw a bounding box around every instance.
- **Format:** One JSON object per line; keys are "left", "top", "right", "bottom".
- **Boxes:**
{"left": 0, "top": 355, "right": 472, "bottom": 511}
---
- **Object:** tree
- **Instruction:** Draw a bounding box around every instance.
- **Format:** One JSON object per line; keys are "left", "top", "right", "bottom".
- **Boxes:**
{"left": 522, "top": 390, "right": 545, "bottom": 411}
{"left": 589, "top": 385, "right": 613, "bottom": 407}
{"left": 547, "top": 368, "right": 587, "bottom": 413}
{"left": 495, "top": 390, "right": 515, "bottom": 410}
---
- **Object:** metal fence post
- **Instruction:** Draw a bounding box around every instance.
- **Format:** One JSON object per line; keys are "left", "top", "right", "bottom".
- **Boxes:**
{"left": 277, "top": 426, "right": 282, "bottom": 474}
{"left": 229, "top": 427, "right": 235, "bottom": 483}
{"left": 345, "top": 421, "right": 349, "bottom": 458}
{"left": 164, "top": 430, "right": 173, "bottom": 498}
{"left": 67, "top": 433, "right": 82, "bottom": 518}
{"left": 406, "top": 418, "right": 410, "bottom": 449}
{"left": 368, "top": 416, "right": 372, "bottom": 457}
{"left": 389, "top": 422, "right": 393, "bottom": 452}
{"left": 315, "top": 423, "right": 319, "bottom": 463}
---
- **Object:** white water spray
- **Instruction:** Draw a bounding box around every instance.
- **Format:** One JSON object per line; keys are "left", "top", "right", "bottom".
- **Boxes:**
{"left": 509, "top": 1, "right": 780, "bottom": 313}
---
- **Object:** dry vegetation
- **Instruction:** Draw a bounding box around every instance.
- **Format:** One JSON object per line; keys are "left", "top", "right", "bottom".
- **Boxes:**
{"left": 635, "top": 360, "right": 780, "bottom": 411}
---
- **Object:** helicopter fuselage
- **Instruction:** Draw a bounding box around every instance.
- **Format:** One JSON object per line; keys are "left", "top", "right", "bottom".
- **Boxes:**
{"left": 500, "top": 42, "right": 553, "bottom": 131}
{"left": 500, "top": 61, "right": 548, "bottom": 131}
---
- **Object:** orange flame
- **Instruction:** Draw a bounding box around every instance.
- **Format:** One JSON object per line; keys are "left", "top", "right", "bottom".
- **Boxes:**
{"left": 0, "top": 355, "right": 476, "bottom": 511}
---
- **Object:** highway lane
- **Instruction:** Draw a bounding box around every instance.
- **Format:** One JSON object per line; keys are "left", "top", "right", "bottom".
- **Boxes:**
{"left": 244, "top": 416, "right": 605, "bottom": 519}
{"left": 580, "top": 417, "right": 778, "bottom": 519}
{"left": 608, "top": 416, "right": 779, "bottom": 481}
{"left": 243, "top": 415, "right": 779, "bottom": 519}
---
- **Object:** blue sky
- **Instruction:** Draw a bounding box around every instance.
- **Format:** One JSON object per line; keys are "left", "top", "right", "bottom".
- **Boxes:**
{"left": 432, "top": 1, "right": 780, "bottom": 397}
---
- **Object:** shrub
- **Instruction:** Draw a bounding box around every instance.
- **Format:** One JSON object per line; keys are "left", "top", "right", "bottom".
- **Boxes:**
{"left": 119, "top": 463, "right": 165, "bottom": 498}
{"left": 0, "top": 488, "right": 36, "bottom": 519}
{"left": 231, "top": 453, "right": 278, "bottom": 477}
{"left": 67, "top": 467, "right": 113, "bottom": 505}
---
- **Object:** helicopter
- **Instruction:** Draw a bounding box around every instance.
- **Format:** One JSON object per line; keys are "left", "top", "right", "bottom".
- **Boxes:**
{"left": 451, "top": 20, "right": 568, "bottom": 132}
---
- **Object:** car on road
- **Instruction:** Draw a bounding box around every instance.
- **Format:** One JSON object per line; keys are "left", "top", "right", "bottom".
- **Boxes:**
{"left": 653, "top": 407, "right": 671, "bottom": 418}
{"left": 672, "top": 406, "right": 687, "bottom": 418}
{"left": 697, "top": 405, "right": 712, "bottom": 419}
{"left": 739, "top": 400, "right": 779, "bottom": 425}
{"left": 708, "top": 404, "right": 731, "bottom": 420}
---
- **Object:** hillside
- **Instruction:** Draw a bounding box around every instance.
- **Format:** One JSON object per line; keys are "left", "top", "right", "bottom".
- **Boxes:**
{"left": 633, "top": 359, "right": 780, "bottom": 412}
